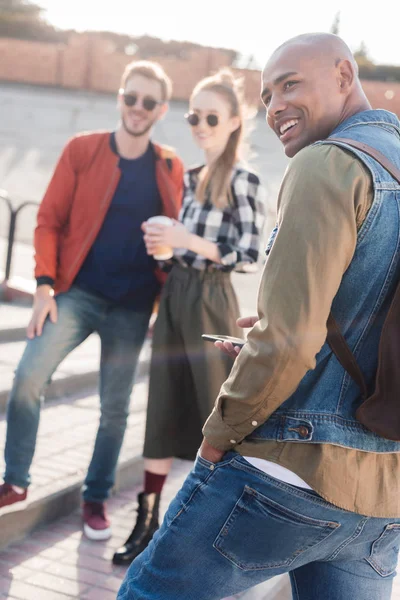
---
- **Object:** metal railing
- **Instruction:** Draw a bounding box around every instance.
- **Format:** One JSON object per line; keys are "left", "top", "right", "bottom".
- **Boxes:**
{"left": 0, "top": 189, "right": 39, "bottom": 284}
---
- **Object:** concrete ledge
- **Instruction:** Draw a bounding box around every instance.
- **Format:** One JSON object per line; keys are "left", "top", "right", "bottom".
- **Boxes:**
{"left": 0, "top": 326, "right": 27, "bottom": 343}
{"left": 0, "top": 280, "right": 34, "bottom": 305}
{"left": 0, "top": 371, "right": 100, "bottom": 415}
{"left": 0, "top": 455, "right": 144, "bottom": 551}
{"left": 0, "top": 344, "right": 150, "bottom": 414}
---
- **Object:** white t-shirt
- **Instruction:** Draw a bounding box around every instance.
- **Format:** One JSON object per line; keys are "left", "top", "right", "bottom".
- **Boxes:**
{"left": 243, "top": 457, "right": 312, "bottom": 490}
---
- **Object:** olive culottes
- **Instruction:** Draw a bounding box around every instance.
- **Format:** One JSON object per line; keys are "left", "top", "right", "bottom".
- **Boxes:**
{"left": 143, "top": 264, "right": 241, "bottom": 460}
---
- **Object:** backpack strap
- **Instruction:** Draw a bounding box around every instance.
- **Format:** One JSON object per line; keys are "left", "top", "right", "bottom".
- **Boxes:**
{"left": 326, "top": 313, "right": 368, "bottom": 398}
{"left": 326, "top": 138, "right": 400, "bottom": 395}
{"left": 331, "top": 138, "right": 400, "bottom": 183}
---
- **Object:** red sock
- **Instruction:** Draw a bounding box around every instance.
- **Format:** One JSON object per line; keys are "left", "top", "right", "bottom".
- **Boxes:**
{"left": 144, "top": 471, "right": 167, "bottom": 495}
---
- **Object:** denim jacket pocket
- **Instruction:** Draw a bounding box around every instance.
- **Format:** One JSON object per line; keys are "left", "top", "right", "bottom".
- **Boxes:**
{"left": 366, "top": 524, "right": 400, "bottom": 577}
{"left": 213, "top": 485, "right": 339, "bottom": 571}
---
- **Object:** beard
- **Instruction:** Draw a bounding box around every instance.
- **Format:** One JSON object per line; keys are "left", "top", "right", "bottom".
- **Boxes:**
{"left": 122, "top": 115, "right": 155, "bottom": 138}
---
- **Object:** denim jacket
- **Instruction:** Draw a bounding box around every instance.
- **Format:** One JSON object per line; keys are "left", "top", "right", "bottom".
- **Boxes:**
{"left": 247, "top": 110, "right": 400, "bottom": 452}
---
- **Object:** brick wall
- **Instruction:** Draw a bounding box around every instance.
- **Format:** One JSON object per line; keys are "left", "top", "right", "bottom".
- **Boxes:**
{"left": 1, "top": 33, "right": 400, "bottom": 114}
{"left": 0, "top": 37, "right": 60, "bottom": 85}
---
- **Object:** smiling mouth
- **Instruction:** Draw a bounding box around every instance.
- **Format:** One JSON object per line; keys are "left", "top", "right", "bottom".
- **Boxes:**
{"left": 279, "top": 119, "right": 299, "bottom": 140}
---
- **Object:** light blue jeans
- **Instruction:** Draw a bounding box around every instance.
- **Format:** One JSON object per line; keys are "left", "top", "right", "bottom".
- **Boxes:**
{"left": 4, "top": 285, "right": 152, "bottom": 502}
{"left": 118, "top": 452, "right": 400, "bottom": 600}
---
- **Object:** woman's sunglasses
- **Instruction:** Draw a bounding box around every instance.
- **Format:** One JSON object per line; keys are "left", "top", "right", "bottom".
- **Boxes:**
{"left": 120, "top": 90, "right": 161, "bottom": 112}
{"left": 185, "top": 112, "right": 219, "bottom": 127}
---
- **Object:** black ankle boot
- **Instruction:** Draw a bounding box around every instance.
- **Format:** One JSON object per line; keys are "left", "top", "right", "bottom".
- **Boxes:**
{"left": 112, "top": 491, "right": 160, "bottom": 566}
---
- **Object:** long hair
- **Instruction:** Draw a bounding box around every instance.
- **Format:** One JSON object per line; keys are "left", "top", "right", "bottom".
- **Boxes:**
{"left": 192, "top": 69, "right": 246, "bottom": 209}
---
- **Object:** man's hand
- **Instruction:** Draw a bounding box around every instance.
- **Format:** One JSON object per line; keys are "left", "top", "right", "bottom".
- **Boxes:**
{"left": 215, "top": 315, "right": 259, "bottom": 359}
{"left": 237, "top": 315, "right": 259, "bottom": 329}
{"left": 27, "top": 285, "right": 57, "bottom": 339}
{"left": 199, "top": 438, "right": 225, "bottom": 464}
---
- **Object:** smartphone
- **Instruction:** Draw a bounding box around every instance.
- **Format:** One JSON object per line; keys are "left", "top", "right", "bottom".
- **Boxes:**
{"left": 202, "top": 334, "right": 246, "bottom": 348}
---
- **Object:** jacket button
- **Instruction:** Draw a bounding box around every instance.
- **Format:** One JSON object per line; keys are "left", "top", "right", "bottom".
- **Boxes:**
{"left": 230, "top": 439, "right": 237, "bottom": 444}
{"left": 252, "top": 421, "right": 258, "bottom": 426}
{"left": 298, "top": 426, "right": 309, "bottom": 438}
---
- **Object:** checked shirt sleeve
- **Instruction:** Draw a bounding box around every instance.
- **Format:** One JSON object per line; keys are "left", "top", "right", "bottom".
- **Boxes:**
{"left": 218, "top": 170, "right": 267, "bottom": 268}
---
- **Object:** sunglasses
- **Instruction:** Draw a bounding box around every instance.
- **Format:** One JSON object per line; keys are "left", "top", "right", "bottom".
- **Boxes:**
{"left": 185, "top": 112, "right": 219, "bottom": 127}
{"left": 120, "top": 90, "right": 161, "bottom": 112}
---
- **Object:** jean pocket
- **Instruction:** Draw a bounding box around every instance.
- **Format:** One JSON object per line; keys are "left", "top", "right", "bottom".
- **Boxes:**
{"left": 366, "top": 524, "right": 400, "bottom": 577}
{"left": 213, "top": 485, "right": 339, "bottom": 571}
{"left": 196, "top": 455, "right": 218, "bottom": 470}
{"left": 196, "top": 452, "right": 235, "bottom": 471}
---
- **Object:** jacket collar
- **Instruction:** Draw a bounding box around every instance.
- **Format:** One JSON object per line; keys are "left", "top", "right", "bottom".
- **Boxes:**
{"left": 330, "top": 109, "right": 400, "bottom": 138}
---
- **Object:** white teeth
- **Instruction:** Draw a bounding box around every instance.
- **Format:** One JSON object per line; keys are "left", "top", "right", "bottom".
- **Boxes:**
{"left": 280, "top": 119, "right": 299, "bottom": 135}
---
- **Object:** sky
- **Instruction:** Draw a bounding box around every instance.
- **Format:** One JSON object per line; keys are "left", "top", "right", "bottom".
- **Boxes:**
{"left": 38, "top": 0, "right": 400, "bottom": 68}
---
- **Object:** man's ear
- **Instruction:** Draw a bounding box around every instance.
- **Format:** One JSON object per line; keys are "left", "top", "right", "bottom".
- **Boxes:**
{"left": 158, "top": 103, "right": 169, "bottom": 120}
{"left": 338, "top": 59, "right": 355, "bottom": 92}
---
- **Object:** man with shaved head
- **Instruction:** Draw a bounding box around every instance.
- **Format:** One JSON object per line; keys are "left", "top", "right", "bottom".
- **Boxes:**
{"left": 118, "top": 34, "right": 400, "bottom": 600}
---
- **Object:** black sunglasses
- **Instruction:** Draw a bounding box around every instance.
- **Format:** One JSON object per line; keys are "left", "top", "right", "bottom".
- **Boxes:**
{"left": 121, "top": 91, "right": 161, "bottom": 112}
{"left": 185, "top": 112, "right": 219, "bottom": 127}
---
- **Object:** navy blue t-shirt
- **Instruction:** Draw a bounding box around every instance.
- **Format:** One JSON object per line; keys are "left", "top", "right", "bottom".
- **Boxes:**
{"left": 75, "top": 134, "right": 162, "bottom": 309}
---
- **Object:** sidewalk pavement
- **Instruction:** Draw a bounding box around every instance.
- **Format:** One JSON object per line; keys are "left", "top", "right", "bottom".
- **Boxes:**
{"left": 1, "top": 384, "right": 400, "bottom": 600}
{"left": 0, "top": 382, "right": 290, "bottom": 599}
{"left": 0, "top": 459, "right": 291, "bottom": 600}
{"left": 0, "top": 378, "right": 149, "bottom": 550}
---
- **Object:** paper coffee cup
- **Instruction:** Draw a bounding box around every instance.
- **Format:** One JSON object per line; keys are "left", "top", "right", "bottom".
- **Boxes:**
{"left": 146, "top": 216, "right": 174, "bottom": 260}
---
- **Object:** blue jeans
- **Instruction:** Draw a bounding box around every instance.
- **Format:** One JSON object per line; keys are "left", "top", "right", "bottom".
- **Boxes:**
{"left": 4, "top": 285, "right": 152, "bottom": 502}
{"left": 118, "top": 453, "right": 400, "bottom": 600}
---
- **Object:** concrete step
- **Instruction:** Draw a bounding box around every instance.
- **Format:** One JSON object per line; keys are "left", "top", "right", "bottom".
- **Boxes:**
{"left": 0, "top": 335, "right": 151, "bottom": 414}
{"left": 0, "top": 303, "right": 32, "bottom": 343}
{"left": 0, "top": 377, "right": 150, "bottom": 551}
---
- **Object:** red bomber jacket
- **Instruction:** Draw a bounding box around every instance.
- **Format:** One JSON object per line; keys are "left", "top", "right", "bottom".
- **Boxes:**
{"left": 34, "top": 131, "right": 184, "bottom": 294}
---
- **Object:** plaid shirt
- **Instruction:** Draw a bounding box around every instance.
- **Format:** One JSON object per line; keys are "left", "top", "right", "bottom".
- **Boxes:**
{"left": 172, "top": 164, "right": 266, "bottom": 271}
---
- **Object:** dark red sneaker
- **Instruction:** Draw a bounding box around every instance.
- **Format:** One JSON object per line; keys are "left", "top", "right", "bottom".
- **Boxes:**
{"left": 83, "top": 501, "right": 111, "bottom": 541}
{"left": 0, "top": 483, "right": 27, "bottom": 509}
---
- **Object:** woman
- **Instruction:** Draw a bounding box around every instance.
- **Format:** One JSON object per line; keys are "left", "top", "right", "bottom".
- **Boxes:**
{"left": 113, "top": 69, "right": 266, "bottom": 565}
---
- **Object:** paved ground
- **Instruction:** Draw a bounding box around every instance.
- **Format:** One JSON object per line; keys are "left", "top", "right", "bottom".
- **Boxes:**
{"left": 2, "top": 386, "right": 400, "bottom": 600}
{"left": 0, "top": 452, "right": 291, "bottom": 600}
{"left": 0, "top": 384, "right": 147, "bottom": 513}
{"left": 0, "top": 363, "right": 291, "bottom": 599}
